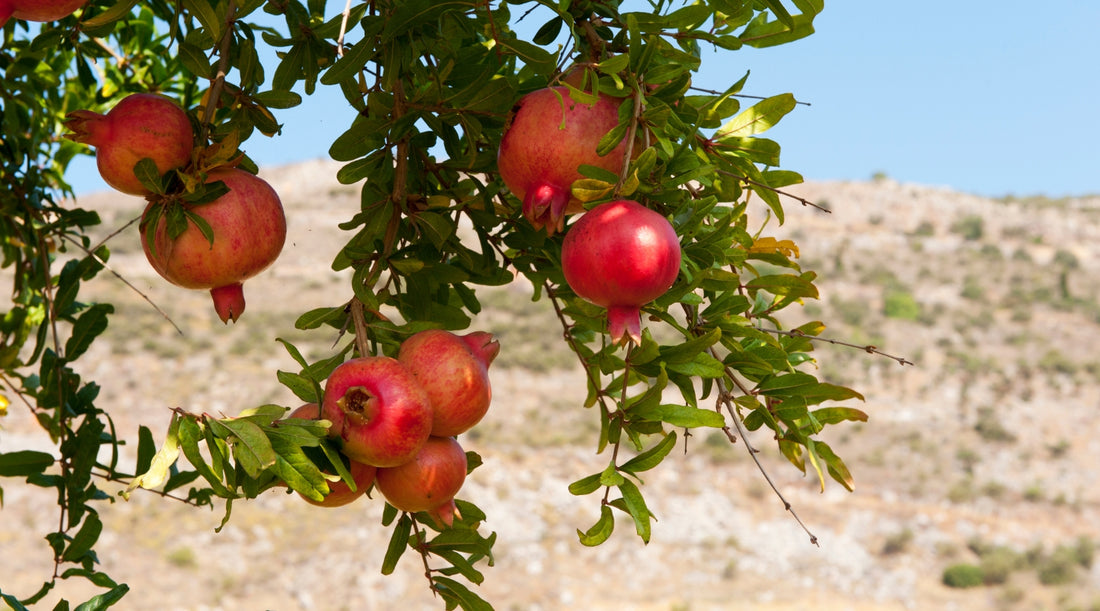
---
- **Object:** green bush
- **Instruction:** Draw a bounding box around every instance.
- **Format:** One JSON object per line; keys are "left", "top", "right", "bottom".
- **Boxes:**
{"left": 942, "top": 563, "right": 985, "bottom": 588}
{"left": 1037, "top": 547, "right": 1078, "bottom": 585}
{"left": 883, "top": 288, "right": 921, "bottom": 321}
{"left": 951, "top": 215, "right": 985, "bottom": 240}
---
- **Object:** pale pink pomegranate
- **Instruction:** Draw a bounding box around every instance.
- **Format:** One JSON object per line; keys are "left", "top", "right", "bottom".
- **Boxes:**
{"left": 397, "top": 330, "right": 499, "bottom": 437}
{"left": 374, "top": 436, "right": 468, "bottom": 514}
{"left": 64, "top": 93, "right": 194, "bottom": 196}
{"left": 0, "top": 0, "right": 85, "bottom": 26}
{"left": 140, "top": 167, "right": 286, "bottom": 323}
{"left": 321, "top": 356, "right": 433, "bottom": 468}
{"left": 497, "top": 86, "right": 629, "bottom": 234}
{"left": 561, "top": 199, "right": 681, "bottom": 346}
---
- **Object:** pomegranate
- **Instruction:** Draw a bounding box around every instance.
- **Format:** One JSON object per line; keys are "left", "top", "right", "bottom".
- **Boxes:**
{"left": 0, "top": 0, "right": 85, "bottom": 26}
{"left": 321, "top": 356, "right": 433, "bottom": 468}
{"left": 285, "top": 403, "right": 377, "bottom": 507}
{"left": 561, "top": 199, "right": 681, "bottom": 346}
{"left": 397, "top": 330, "right": 499, "bottom": 437}
{"left": 497, "top": 86, "right": 629, "bottom": 234}
{"left": 374, "top": 436, "right": 467, "bottom": 514}
{"left": 64, "top": 93, "right": 194, "bottom": 196}
{"left": 140, "top": 167, "right": 286, "bottom": 323}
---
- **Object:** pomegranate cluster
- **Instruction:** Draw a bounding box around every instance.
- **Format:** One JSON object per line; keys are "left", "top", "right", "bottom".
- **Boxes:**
{"left": 64, "top": 93, "right": 287, "bottom": 323}
{"left": 285, "top": 330, "right": 499, "bottom": 525}
{"left": 498, "top": 85, "right": 683, "bottom": 346}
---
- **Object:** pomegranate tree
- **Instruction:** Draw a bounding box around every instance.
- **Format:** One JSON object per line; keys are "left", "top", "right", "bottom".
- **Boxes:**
{"left": 285, "top": 404, "right": 377, "bottom": 507}
{"left": 140, "top": 167, "right": 286, "bottom": 323}
{"left": 374, "top": 436, "right": 468, "bottom": 516}
{"left": 321, "top": 356, "right": 433, "bottom": 468}
{"left": 64, "top": 93, "right": 194, "bottom": 196}
{"left": 397, "top": 329, "right": 499, "bottom": 437}
{"left": 0, "top": 0, "right": 84, "bottom": 26}
{"left": 561, "top": 199, "right": 682, "bottom": 346}
{"left": 497, "top": 86, "right": 629, "bottom": 234}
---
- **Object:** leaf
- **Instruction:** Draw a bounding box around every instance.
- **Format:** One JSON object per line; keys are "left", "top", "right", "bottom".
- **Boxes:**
{"left": 124, "top": 414, "right": 181, "bottom": 496}
{"left": 497, "top": 38, "right": 556, "bottom": 74}
{"left": 72, "top": 584, "right": 130, "bottom": 611}
{"left": 177, "top": 418, "right": 232, "bottom": 496}
{"left": 568, "top": 472, "right": 602, "bottom": 496}
{"left": 815, "top": 440, "right": 856, "bottom": 491}
{"left": 61, "top": 512, "right": 102, "bottom": 562}
{"left": 132, "top": 158, "right": 164, "bottom": 195}
{"left": 182, "top": 0, "right": 223, "bottom": 40}
{"left": 134, "top": 426, "right": 155, "bottom": 476}
{"left": 618, "top": 479, "right": 654, "bottom": 543}
{"left": 577, "top": 505, "right": 615, "bottom": 547}
{"left": 716, "top": 93, "right": 796, "bottom": 138}
{"left": 745, "top": 273, "right": 819, "bottom": 299}
{"left": 0, "top": 450, "right": 54, "bottom": 477}
{"left": 207, "top": 418, "right": 277, "bottom": 478}
{"left": 320, "top": 37, "right": 375, "bottom": 86}
{"left": 381, "top": 515, "right": 412, "bottom": 575}
{"left": 79, "top": 0, "right": 140, "bottom": 28}
{"left": 812, "top": 406, "right": 869, "bottom": 426}
{"left": 65, "top": 304, "right": 110, "bottom": 361}
{"left": 532, "top": 17, "right": 563, "bottom": 45}
{"left": 432, "top": 576, "right": 493, "bottom": 611}
{"left": 630, "top": 403, "right": 725, "bottom": 428}
{"left": 619, "top": 431, "right": 677, "bottom": 474}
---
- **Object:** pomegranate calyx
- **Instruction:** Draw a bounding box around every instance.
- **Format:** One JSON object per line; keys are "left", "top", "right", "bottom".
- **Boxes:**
{"left": 522, "top": 182, "right": 571, "bottom": 234}
{"left": 337, "top": 386, "right": 380, "bottom": 425}
{"left": 460, "top": 332, "right": 500, "bottom": 368}
{"left": 210, "top": 283, "right": 245, "bottom": 324}
{"left": 606, "top": 305, "right": 643, "bottom": 347}
{"left": 62, "top": 110, "right": 108, "bottom": 146}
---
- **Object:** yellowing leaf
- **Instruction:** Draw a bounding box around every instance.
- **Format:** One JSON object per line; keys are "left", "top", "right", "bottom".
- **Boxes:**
{"left": 749, "top": 236, "right": 800, "bottom": 258}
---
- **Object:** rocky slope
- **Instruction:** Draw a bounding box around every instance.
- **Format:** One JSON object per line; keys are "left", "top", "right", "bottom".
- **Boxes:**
{"left": 2, "top": 161, "right": 1099, "bottom": 610}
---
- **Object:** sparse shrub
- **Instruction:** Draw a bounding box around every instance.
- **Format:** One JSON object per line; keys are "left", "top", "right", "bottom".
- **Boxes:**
{"left": 974, "top": 407, "right": 1017, "bottom": 443}
{"left": 960, "top": 277, "right": 984, "bottom": 300}
{"left": 1038, "top": 349, "right": 1078, "bottom": 376}
{"left": 951, "top": 215, "right": 984, "bottom": 241}
{"left": 1023, "top": 483, "right": 1044, "bottom": 503}
{"left": 881, "top": 528, "right": 914, "bottom": 556}
{"left": 1073, "top": 537, "right": 1095, "bottom": 569}
{"left": 910, "top": 220, "right": 935, "bottom": 237}
{"left": 947, "top": 478, "right": 977, "bottom": 504}
{"left": 1037, "top": 546, "right": 1079, "bottom": 585}
{"left": 831, "top": 297, "right": 870, "bottom": 326}
{"left": 883, "top": 288, "right": 921, "bottom": 321}
{"left": 942, "top": 563, "right": 984, "bottom": 588}
{"left": 979, "top": 546, "right": 1024, "bottom": 585}
{"left": 979, "top": 243, "right": 1003, "bottom": 259}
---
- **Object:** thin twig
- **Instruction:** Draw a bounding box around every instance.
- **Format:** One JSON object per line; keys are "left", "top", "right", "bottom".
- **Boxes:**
{"left": 60, "top": 232, "right": 184, "bottom": 335}
{"left": 757, "top": 326, "right": 914, "bottom": 366}
{"left": 716, "top": 169, "right": 830, "bottom": 213}
{"left": 336, "top": 0, "right": 352, "bottom": 57}
{"left": 201, "top": 0, "right": 239, "bottom": 133}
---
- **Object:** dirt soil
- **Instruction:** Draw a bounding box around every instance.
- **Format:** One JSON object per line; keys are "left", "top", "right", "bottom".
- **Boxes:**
{"left": 3, "top": 160, "right": 1100, "bottom": 610}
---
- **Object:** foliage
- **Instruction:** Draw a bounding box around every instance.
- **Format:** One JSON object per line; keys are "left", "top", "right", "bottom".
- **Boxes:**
{"left": 0, "top": 0, "right": 883, "bottom": 609}
{"left": 942, "top": 563, "right": 985, "bottom": 588}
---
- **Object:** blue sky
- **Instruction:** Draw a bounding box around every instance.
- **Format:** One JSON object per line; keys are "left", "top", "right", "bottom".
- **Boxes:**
{"left": 66, "top": 2, "right": 1100, "bottom": 198}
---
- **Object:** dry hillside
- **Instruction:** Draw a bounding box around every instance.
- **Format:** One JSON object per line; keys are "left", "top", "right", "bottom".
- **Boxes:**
{"left": 2, "top": 160, "right": 1099, "bottom": 610}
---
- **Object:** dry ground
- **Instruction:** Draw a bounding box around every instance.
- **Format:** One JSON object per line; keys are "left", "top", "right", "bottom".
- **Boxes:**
{"left": 3, "top": 161, "right": 1100, "bottom": 610}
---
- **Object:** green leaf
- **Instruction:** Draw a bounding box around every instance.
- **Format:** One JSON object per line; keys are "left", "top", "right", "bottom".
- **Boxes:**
{"left": 132, "top": 158, "right": 164, "bottom": 195}
{"left": 0, "top": 450, "right": 54, "bottom": 477}
{"left": 630, "top": 403, "right": 725, "bottom": 428}
{"left": 134, "top": 426, "right": 155, "bottom": 476}
{"left": 79, "top": 0, "right": 140, "bottom": 28}
{"left": 65, "top": 304, "right": 110, "bottom": 361}
{"left": 177, "top": 418, "right": 232, "bottom": 496}
{"left": 61, "top": 512, "right": 102, "bottom": 562}
{"left": 532, "top": 17, "right": 563, "bottom": 45}
{"left": 657, "top": 328, "right": 721, "bottom": 364}
{"left": 182, "top": 0, "right": 224, "bottom": 40}
{"left": 618, "top": 479, "right": 653, "bottom": 543}
{"left": 568, "top": 472, "right": 602, "bottom": 496}
{"left": 577, "top": 505, "right": 615, "bottom": 547}
{"left": 253, "top": 89, "right": 303, "bottom": 109}
{"left": 619, "top": 431, "right": 676, "bottom": 474}
{"left": 433, "top": 576, "right": 493, "bottom": 611}
{"left": 812, "top": 406, "right": 870, "bottom": 426}
{"left": 745, "top": 273, "right": 819, "bottom": 299}
{"left": 716, "top": 93, "right": 797, "bottom": 138}
{"left": 497, "top": 38, "right": 556, "bottom": 74}
{"left": 182, "top": 209, "right": 216, "bottom": 247}
{"left": 381, "top": 515, "right": 412, "bottom": 575}
{"left": 207, "top": 418, "right": 277, "bottom": 478}
{"left": 72, "top": 584, "right": 130, "bottom": 611}
{"left": 320, "top": 37, "right": 375, "bottom": 86}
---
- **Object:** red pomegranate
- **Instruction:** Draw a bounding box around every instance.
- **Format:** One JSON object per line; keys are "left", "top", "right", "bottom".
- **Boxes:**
{"left": 321, "top": 356, "right": 433, "bottom": 468}
{"left": 397, "top": 330, "right": 499, "bottom": 437}
{"left": 140, "top": 167, "right": 286, "bottom": 323}
{"left": 561, "top": 199, "right": 681, "bottom": 346}
{"left": 497, "top": 86, "right": 629, "bottom": 234}
{"left": 64, "top": 93, "right": 194, "bottom": 196}
{"left": 374, "top": 436, "right": 467, "bottom": 514}
{"left": 285, "top": 403, "right": 377, "bottom": 507}
{"left": 0, "top": 0, "right": 85, "bottom": 26}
